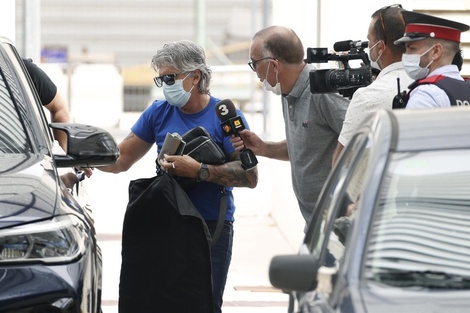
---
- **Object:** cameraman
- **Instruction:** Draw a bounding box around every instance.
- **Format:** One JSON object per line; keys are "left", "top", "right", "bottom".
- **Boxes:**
{"left": 332, "top": 5, "right": 413, "bottom": 164}
{"left": 232, "top": 26, "right": 349, "bottom": 226}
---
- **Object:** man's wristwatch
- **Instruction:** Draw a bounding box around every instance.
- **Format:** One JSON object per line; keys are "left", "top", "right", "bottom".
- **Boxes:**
{"left": 196, "top": 163, "right": 209, "bottom": 182}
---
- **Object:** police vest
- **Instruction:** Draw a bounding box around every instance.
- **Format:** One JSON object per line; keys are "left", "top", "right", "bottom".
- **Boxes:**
{"left": 400, "top": 75, "right": 470, "bottom": 108}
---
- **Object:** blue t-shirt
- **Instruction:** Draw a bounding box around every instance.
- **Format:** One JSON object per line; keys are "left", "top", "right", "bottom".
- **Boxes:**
{"left": 131, "top": 96, "right": 249, "bottom": 221}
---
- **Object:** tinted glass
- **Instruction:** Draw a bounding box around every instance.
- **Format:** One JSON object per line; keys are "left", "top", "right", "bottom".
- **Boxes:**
{"left": 365, "top": 150, "right": 470, "bottom": 288}
{"left": 305, "top": 132, "right": 371, "bottom": 265}
{"left": 0, "top": 69, "right": 31, "bottom": 153}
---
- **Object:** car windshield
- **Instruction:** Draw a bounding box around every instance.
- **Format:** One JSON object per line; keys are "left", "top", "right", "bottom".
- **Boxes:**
{"left": 365, "top": 149, "right": 470, "bottom": 289}
{"left": 0, "top": 66, "right": 31, "bottom": 154}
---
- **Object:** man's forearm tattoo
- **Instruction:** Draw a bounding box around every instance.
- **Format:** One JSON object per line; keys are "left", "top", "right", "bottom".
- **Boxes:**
{"left": 210, "top": 161, "right": 258, "bottom": 188}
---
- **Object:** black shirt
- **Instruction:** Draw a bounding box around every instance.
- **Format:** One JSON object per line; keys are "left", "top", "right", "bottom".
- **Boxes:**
{"left": 22, "top": 58, "right": 57, "bottom": 106}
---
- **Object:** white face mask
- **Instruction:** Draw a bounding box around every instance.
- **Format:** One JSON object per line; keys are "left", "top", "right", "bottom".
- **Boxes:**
{"left": 368, "top": 40, "right": 382, "bottom": 70}
{"left": 262, "top": 62, "right": 282, "bottom": 95}
{"left": 163, "top": 72, "right": 194, "bottom": 108}
{"left": 402, "top": 45, "right": 435, "bottom": 80}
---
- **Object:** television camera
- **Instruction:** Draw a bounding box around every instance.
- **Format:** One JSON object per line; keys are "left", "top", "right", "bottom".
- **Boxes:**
{"left": 307, "top": 40, "right": 374, "bottom": 99}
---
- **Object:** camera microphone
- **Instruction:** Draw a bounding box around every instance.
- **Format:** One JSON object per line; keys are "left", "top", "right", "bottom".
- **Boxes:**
{"left": 333, "top": 40, "right": 353, "bottom": 52}
{"left": 333, "top": 40, "right": 369, "bottom": 52}
{"left": 215, "top": 99, "right": 258, "bottom": 170}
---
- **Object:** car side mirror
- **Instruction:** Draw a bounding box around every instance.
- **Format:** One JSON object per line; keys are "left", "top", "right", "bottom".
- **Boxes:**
{"left": 269, "top": 254, "right": 320, "bottom": 292}
{"left": 50, "top": 123, "right": 119, "bottom": 168}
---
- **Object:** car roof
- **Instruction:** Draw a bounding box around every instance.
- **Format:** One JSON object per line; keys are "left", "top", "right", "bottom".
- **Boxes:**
{"left": 371, "top": 107, "right": 470, "bottom": 152}
{"left": 0, "top": 36, "right": 13, "bottom": 44}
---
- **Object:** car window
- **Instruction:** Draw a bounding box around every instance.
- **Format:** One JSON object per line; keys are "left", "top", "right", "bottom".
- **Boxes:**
{"left": 0, "top": 69, "right": 31, "bottom": 153}
{"left": 365, "top": 149, "right": 470, "bottom": 288}
{"left": 305, "top": 131, "right": 372, "bottom": 266}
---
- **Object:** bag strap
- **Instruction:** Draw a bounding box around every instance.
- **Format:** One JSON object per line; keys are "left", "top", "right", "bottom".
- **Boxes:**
{"left": 211, "top": 186, "right": 227, "bottom": 247}
{"left": 156, "top": 156, "right": 227, "bottom": 247}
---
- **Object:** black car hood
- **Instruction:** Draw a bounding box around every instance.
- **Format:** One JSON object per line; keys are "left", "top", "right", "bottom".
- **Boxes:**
{"left": 361, "top": 284, "right": 470, "bottom": 313}
{"left": 0, "top": 153, "right": 58, "bottom": 229}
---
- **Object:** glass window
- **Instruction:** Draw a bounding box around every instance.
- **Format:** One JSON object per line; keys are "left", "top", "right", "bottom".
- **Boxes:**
{"left": 365, "top": 150, "right": 470, "bottom": 288}
{"left": 0, "top": 69, "right": 31, "bottom": 153}
{"left": 306, "top": 132, "right": 372, "bottom": 266}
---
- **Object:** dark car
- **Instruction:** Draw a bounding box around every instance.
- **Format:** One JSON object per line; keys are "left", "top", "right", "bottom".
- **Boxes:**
{"left": 0, "top": 37, "right": 119, "bottom": 312}
{"left": 269, "top": 107, "right": 470, "bottom": 313}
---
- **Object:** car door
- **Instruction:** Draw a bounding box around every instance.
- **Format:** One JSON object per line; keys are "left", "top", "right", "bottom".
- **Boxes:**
{"left": 279, "top": 131, "right": 374, "bottom": 313}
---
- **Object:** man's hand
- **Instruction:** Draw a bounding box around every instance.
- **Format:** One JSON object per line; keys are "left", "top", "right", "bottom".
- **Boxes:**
{"left": 230, "top": 135, "right": 245, "bottom": 152}
{"left": 230, "top": 130, "right": 264, "bottom": 155}
{"left": 75, "top": 167, "right": 94, "bottom": 179}
{"left": 60, "top": 172, "right": 80, "bottom": 189}
{"left": 159, "top": 154, "right": 200, "bottom": 179}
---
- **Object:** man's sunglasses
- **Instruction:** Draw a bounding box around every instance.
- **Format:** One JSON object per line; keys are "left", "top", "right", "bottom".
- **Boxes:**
{"left": 153, "top": 72, "right": 184, "bottom": 87}
{"left": 379, "top": 4, "right": 403, "bottom": 43}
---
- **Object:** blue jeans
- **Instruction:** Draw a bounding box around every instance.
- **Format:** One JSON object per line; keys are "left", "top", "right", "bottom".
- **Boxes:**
{"left": 206, "top": 220, "right": 234, "bottom": 313}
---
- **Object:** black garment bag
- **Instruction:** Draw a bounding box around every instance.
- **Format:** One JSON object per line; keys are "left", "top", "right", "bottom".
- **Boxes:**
{"left": 119, "top": 173, "right": 214, "bottom": 313}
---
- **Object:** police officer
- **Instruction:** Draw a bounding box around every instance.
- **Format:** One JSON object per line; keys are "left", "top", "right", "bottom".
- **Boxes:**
{"left": 394, "top": 11, "right": 470, "bottom": 108}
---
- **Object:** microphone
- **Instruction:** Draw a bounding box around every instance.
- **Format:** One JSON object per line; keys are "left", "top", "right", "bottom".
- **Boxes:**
{"left": 215, "top": 99, "right": 247, "bottom": 136}
{"left": 333, "top": 40, "right": 369, "bottom": 52}
{"left": 333, "top": 40, "right": 353, "bottom": 52}
{"left": 215, "top": 99, "right": 258, "bottom": 170}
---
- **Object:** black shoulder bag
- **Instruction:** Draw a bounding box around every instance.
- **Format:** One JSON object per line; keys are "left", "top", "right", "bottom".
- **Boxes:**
{"left": 175, "top": 126, "right": 227, "bottom": 246}
{"left": 154, "top": 126, "right": 227, "bottom": 245}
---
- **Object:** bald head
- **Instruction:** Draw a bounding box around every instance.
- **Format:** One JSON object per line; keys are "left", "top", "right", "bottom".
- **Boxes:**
{"left": 252, "top": 26, "right": 305, "bottom": 64}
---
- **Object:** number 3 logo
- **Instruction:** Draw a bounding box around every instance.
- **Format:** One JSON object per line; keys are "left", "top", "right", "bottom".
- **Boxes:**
{"left": 218, "top": 104, "right": 229, "bottom": 116}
